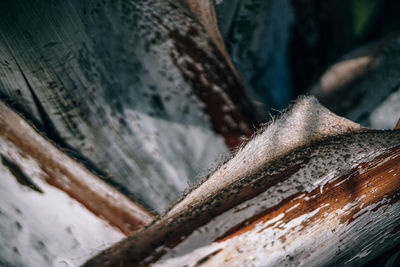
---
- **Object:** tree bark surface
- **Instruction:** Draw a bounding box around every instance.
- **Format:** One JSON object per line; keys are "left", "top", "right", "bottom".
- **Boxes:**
{"left": 0, "top": 0, "right": 261, "bottom": 212}
{"left": 84, "top": 97, "right": 400, "bottom": 266}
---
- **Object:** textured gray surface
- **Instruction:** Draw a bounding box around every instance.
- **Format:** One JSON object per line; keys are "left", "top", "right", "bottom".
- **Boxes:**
{"left": 157, "top": 130, "right": 400, "bottom": 267}
{"left": 86, "top": 97, "right": 389, "bottom": 267}
{"left": 0, "top": 0, "right": 231, "bottom": 212}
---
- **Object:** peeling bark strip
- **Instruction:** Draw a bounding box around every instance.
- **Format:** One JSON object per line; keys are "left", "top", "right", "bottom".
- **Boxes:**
{"left": 0, "top": 101, "right": 154, "bottom": 235}
{"left": 85, "top": 97, "right": 394, "bottom": 266}
{"left": 124, "top": 0, "right": 261, "bottom": 148}
{"left": 148, "top": 13, "right": 260, "bottom": 148}
{"left": 0, "top": 132, "right": 125, "bottom": 266}
{"left": 218, "top": 145, "right": 400, "bottom": 242}
{"left": 84, "top": 129, "right": 400, "bottom": 266}
{"left": 0, "top": 0, "right": 258, "bottom": 211}
{"left": 156, "top": 140, "right": 400, "bottom": 266}
{"left": 167, "top": 26, "right": 257, "bottom": 148}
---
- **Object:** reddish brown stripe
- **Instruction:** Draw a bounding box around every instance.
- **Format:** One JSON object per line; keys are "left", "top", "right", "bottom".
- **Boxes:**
{"left": 0, "top": 106, "right": 154, "bottom": 235}
{"left": 43, "top": 170, "right": 146, "bottom": 235}
{"left": 217, "top": 145, "right": 400, "bottom": 241}
{"left": 150, "top": 14, "right": 261, "bottom": 148}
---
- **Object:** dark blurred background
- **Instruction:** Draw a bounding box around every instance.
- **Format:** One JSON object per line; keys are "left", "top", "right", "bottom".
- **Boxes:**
{"left": 217, "top": 0, "right": 400, "bottom": 111}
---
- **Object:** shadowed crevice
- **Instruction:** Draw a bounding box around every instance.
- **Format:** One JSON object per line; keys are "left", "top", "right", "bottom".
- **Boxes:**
{"left": 1, "top": 153, "right": 43, "bottom": 194}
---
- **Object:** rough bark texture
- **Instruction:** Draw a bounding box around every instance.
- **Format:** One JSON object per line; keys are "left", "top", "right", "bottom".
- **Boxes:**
{"left": 0, "top": 101, "right": 153, "bottom": 235}
{"left": 2, "top": 1, "right": 400, "bottom": 266}
{"left": 0, "top": 0, "right": 262, "bottom": 212}
{"left": 83, "top": 97, "right": 400, "bottom": 267}
{"left": 157, "top": 137, "right": 400, "bottom": 266}
{"left": 0, "top": 102, "right": 150, "bottom": 266}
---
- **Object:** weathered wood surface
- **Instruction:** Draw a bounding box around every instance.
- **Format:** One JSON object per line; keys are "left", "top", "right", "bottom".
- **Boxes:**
{"left": 0, "top": 102, "right": 141, "bottom": 266}
{"left": 0, "top": 0, "right": 262, "bottom": 212}
{"left": 0, "top": 150, "right": 124, "bottom": 267}
{"left": 156, "top": 135, "right": 400, "bottom": 266}
{"left": 311, "top": 33, "right": 400, "bottom": 129}
{"left": 0, "top": 101, "right": 153, "bottom": 235}
{"left": 83, "top": 97, "right": 400, "bottom": 266}
{"left": 1, "top": 1, "right": 400, "bottom": 266}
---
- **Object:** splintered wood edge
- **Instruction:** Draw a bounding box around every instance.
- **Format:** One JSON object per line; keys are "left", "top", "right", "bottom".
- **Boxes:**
{"left": 161, "top": 143, "right": 400, "bottom": 266}
{"left": 0, "top": 101, "right": 154, "bottom": 235}
{"left": 220, "top": 144, "right": 400, "bottom": 242}
{"left": 83, "top": 97, "right": 367, "bottom": 266}
{"left": 83, "top": 130, "right": 400, "bottom": 267}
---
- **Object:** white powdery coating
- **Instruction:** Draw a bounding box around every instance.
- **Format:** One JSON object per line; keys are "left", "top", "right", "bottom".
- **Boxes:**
{"left": 0, "top": 102, "right": 153, "bottom": 223}
{"left": 0, "top": 138, "right": 124, "bottom": 267}
{"left": 156, "top": 204, "right": 330, "bottom": 267}
{"left": 0, "top": 0, "right": 230, "bottom": 212}
{"left": 211, "top": 198, "right": 400, "bottom": 267}
{"left": 120, "top": 109, "right": 229, "bottom": 196}
{"left": 369, "top": 87, "right": 400, "bottom": 129}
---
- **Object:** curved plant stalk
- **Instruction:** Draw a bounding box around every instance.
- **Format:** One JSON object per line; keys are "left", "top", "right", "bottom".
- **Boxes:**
{"left": 83, "top": 97, "right": 400, "bottom": 266}
{"left": 0, "top": 0, "right": 262, "bottom": 212}
{"left": 0, "top": 101, "right": 154, "bottom": 234}
{"left": 156, "top": 135, "right": 400, "bottom": 266}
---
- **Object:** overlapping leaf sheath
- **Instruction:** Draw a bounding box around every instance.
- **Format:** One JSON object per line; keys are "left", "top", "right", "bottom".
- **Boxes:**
{"left": 0, "top": 0, "right": 261, "bottom": 212}
{"left": 85, "top": 97, "right": 400, "bottom": 266}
